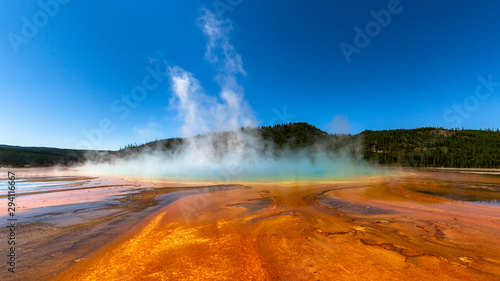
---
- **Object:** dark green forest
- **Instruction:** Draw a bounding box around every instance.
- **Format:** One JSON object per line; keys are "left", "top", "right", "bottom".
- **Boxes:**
{"left": 0, "top": 145, "right": 104, "bottom": 168}
{"left": 1, "top": 123, "right": 499, "bottom": 168}
{"left": 362, "top": 127, "right": 499, "bottom": 168}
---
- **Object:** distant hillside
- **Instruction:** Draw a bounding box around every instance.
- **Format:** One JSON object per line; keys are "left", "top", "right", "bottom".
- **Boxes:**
{"left": 260, "top": 122, "right": 330, "bottom": 148}
{"left": 2, "top": 123, "right": 499, "bottom": 168}
{"left": 115, "top": 123, "right": 500, "bottom": 168}
{"left": 117, "top": 123, "right": 350, "bottom": 154}
{"left": 0, "top": 145, "right": 104, "bottom": 168}
{"left": 362, "top": 127, "right": 500, "bottom": 168}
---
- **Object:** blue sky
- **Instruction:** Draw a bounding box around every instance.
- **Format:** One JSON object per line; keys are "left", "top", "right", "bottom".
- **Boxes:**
{"left": 1, "top": 0, "right": 500, "bottom": 149}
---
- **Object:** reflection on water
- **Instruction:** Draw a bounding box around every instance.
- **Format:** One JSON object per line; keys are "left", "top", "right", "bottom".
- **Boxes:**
{"left": 471, "top": 199, "right": 500, "bottom": 205}
{"left": 363, "top": 177, "right": 500, "bottom": 206}
{"left": 409, "top": 183, "right": 500, "bottom": 205}
{"left": 8, "top": 177, "right": 92, "bottom": 191}
{"left": 322, "top": 197, "right": 398, "bottom": 215}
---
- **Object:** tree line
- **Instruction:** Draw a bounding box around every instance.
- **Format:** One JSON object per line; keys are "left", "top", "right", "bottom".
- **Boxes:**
{"left": 1, "top": 123, "right": 498, "bottom": 168}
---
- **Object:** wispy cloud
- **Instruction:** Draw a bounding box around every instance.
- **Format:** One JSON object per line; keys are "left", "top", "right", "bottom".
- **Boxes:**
{"left": 134, "top": 122, "right": 163, "bottom": 142}
{"left": 198, "top": 9, "right": 246, "bottom": 76}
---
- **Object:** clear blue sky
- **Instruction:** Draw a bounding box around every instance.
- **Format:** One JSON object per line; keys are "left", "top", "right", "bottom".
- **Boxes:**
{"left": 1, "top": 0, "right": 500, "bottom": 149}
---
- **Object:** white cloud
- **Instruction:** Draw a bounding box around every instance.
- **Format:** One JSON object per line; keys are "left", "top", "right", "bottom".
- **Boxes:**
{"left": 198, "top": 9, "right": 246, "bottom": 76}
{"left": 134, "top": 122, "right": 163, "bottom": 142}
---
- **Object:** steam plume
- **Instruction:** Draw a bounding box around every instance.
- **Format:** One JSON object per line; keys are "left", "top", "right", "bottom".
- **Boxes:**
{"left": 78, "top": 9, "right": 379, "bottom": 181}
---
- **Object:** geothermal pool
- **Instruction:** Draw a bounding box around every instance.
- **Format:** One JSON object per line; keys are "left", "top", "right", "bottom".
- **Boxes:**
{"left": 1, "top": 168, "right": 500, "bottom": 280}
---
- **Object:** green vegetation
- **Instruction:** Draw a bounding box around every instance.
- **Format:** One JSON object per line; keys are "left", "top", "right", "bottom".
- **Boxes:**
{"left": 362, "top": 127, "right": 500, "bottom": 168}
{"left": 0, "top": 145, "right": 104, "bottom": 168}
{"left": 260, "top": 122, "right": 329, "bottom": 148}
{"left": 1, "top": 123, "right": 498, "bottom": 168}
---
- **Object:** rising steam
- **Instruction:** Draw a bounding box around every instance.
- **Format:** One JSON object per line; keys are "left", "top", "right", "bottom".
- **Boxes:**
{"left": 78, "top": 9, "right": 379, "bottom": 181}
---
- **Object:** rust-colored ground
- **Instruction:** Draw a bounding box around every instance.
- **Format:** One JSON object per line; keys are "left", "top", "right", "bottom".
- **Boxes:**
{"left": 55, "top": 171, "right": 500, "bottom": 281}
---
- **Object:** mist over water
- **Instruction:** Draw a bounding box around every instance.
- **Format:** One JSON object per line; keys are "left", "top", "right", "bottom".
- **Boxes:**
{"left": 79, "top": 9, "right": 381, "bottom": 181}
{"left": 80, "top": 130, "right": 379, "bottom": 181}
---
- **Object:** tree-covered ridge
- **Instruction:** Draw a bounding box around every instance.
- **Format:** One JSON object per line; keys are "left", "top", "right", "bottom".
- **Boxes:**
{"left": 1, "top": 123, "right": 498, "bottom": 168}
{"left": 362, "top": 127, "right": 500, "bottom": 168}
{"left": 0, "top": 145, "right": 90, "bottom": 167}
{"left": 260, "top": 122, "right": 330, "bottom": 148}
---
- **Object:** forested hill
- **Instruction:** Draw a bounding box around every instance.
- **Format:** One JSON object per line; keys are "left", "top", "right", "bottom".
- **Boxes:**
{"left": 1, "top": 123, "right": 499, "bottom": 168}
{"left": 362, "top": 127, "right": 500, "bottom": 168}
{"left": 0, "top": 145, "right": 104, "bottom": 168}
{"left": 258, "top": 124, "right": 499, "bottom": 168}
